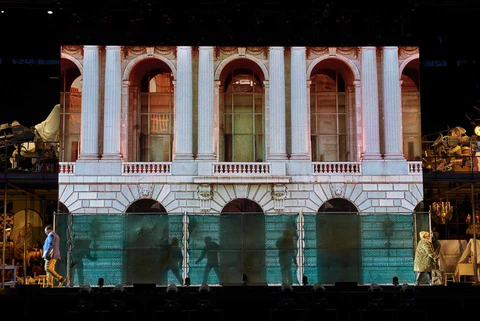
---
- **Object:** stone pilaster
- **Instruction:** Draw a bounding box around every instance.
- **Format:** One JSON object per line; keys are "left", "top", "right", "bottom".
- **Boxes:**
{"left": 268, "top": 47, "right": 287, "bottom": 160}
{"left": 382, "top": 46, "right": 404, "bottom": 159}
{"left": 102, "top": 46, "right": 122, "bottom": 160}
{"left": 79, "top": 45, "right": 100, "bottom": 160}
{"left": 290, "top": 47, "right": 310, "bottom": 160}
{"left": 361, "top": 47, "right": 382, "bottom": 160}
{"left": 197, "top": 46, "right": 216, "bottom": 160}
{"left": 174, "top": 46, "right": 194, "bottom": 160}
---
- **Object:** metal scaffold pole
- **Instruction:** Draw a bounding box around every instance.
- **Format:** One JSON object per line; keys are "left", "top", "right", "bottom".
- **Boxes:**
{"left": 472, "top": 182, "right": 478, "bottom": 285}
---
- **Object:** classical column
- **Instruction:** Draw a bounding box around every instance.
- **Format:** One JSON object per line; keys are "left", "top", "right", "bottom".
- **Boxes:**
{"left": 290, "top": 47, "right": 310, "bottom": 160}
{"left": 79, "top": 45, "right": 100, "bottom": 160}
{"left": 360, "top": 47, "right": 382, "bottom": 160}
{"left": 197, "top": 46, "right": 216, "bottom": 160}
{"left": 268, "top": 47, "right": 287, "bottom": 160}
{"left": 382, "top": 46, "right": 404, "bottom": 159}
{"left": 102, "top": 46, "right": 122, "bottom": 160}
{"left": 174, "top": 46, "right": 194, "bottom": 160}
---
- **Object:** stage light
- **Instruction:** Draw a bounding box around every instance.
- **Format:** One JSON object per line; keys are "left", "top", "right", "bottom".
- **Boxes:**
{"left": 368, "top": 283, "right": 384, "bottom": 309}
{"left": 399, "top": 284, "right": 416, "bottom": 309}
{"left": 311, "top": 283, "right": 326, "bottom": 309}
{"left": 197, "top": 283, "right": 212, "bottom": 310}
{"left": 98, "top": 278, "right": 104, "bottom": 288}
{"left": 475, "top": 126, "right": 480, "bottom": 136}
{"left": 110, "top": 285, "right": 126, "bottom": 311}
{"left": 47, "top": 10, "right": 53, "bottom": 15}
{"left": 392, "top": 276, "right": 399, "bottom": 286}
{"left": 279, "top": 284, "right": 295, "bottom": 310}
{"left": 165, "top": 284, "right": 181, "bottom": 310}
{"left": 1, "top": 10, "right": 4, "bottom": 14}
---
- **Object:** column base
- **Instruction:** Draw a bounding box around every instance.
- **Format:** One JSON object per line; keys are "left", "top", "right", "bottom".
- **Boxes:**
{"left": 361, "top": 153, "right": 382, "bottom": 161}
{"left": 289, "top": 153, "right": 311, "bottom": 161}
{"left": 268, "top": 153, "right": 288, "bottom": 161}
{"left": 77, "top": 154, "right": 99, "bottom": 161}
{"left": 196, "top": 154, "right": 216, "bottom": 161}
{"left": 101, "top": 153, "right": 122, "bottom": 161}
{"left": 383, "top": 153, "right": 405, "bottom": 160}
{"left": 173, "top": 153, "right": 194, "bottom": 161}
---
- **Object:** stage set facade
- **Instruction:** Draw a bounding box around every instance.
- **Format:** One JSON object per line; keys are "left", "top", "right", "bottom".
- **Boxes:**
{"left": 58, "top": 45, "right": 424, "bottom": 287}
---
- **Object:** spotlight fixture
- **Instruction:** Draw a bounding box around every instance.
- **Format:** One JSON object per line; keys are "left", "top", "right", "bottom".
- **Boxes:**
{"left": 368, "top": 283, "right": 384, "bottom": 309}
{"left": 47, "top": 11, "right": 53, "bottom": 15}
{"left": 392, "top": 277, "right": 399, "bottom": 286}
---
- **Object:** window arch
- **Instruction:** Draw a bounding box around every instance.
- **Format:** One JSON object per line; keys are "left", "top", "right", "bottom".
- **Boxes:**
{"left": 401, "top": 59, "right": 421, "bottom": 160}
{"left": 310, "top": 60, "right": 354, "bottom": 162}
{"left": 128, "top": 59, "right": 175, "bottom": 162}
{"left": 125, "top": 199, "right": 167, "bottom": 213}
{"left": 220, "top": 59, "right": 265, "bottom": 162}
{"left": 60, "top": 58, "right": 82, "bottom": 162}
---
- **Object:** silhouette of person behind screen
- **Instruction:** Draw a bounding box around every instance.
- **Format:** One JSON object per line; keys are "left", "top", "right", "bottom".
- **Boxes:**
{"left": 167, "top": 237, "right": 183, "bottom": 284}
{"left": 196, "top": 236, "right": 221, "bottom": 284}
{"left": 276, "top": 230, "right": 297, "bottom": 285}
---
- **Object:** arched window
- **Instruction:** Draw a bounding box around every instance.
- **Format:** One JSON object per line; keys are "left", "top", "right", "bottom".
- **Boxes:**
{"left": 220, "top": 199, "right": 265, "bottom": 283}
{"left": 316, "top": 198, "right": 359, "bottom": 284}
{"left": 60, "top": 58, "right": 82, "bottom": 162}
{"left": 310, "top": 68, "right": 348, "bottom": 162}
{"left": 139, "top": 70, "right": 175, "bottom": 162}
{"left": 221, "top": 61, "right": 265, "bottom": 162}
{"left": 401, "top": 59, "right": 421, "bottom": 160}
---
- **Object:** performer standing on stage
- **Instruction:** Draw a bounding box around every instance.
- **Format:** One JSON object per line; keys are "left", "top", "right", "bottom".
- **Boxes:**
{"left": 43, "top": 225, "right": 67, "bottom": 287}
{"left": 414, "top": 231, "right": 438, "bottom": 286}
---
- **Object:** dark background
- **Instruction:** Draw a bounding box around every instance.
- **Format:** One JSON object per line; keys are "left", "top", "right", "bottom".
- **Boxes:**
{"left": 1, "top": 0, "right": 480, "bottom": 136}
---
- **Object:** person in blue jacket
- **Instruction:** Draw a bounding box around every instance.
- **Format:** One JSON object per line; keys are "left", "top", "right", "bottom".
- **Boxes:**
{"left": 43, "top": 225, "right": 67, "bottom": 287}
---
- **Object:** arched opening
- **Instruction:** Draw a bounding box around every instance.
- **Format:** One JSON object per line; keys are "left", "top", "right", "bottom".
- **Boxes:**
{"left": 60, "top": 58, "right": 82, "bottom": 162}
{"left": 128, "top": 59, "right": 175, "bottom": 162}
{"left": 401, "top": 59, "right": 421, "bottom": 160}
{"left": 125, "top": 199, "right": 170, "bottom": 284}
{"left": 220, "top": 199, "right": 265, "bottom": 283}
{"left": 310, "top": 59, "right": 356, "bottom": 162}
{"left": 316, "top": 198, "right": 359, "bottom": 284}
{"left": 219, "top": 59, "right": 265, "bottom": 162}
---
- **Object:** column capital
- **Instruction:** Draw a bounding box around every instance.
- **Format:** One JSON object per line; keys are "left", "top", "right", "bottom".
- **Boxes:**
{"left": 382, "top": 46, "right": 399, "bottom": 51}
{"left": 269, "top": 46, "right": 284, "bottom": 51}
{"left": 353, "top": 80, "right": 361, "bottom": 87}
{"left": 105, "top": 45, "right": 122, "bottom": 51}
{"left": 263, "top": 80, "right": 270, "bottom": 88}
{"left": 177, "top": 46, "right": 192, "bottom": 51}
{"left": 291, "top": 46, "right": 306, "bottom": 51}
{"left": 83, "top": 45, "right": 100, "bottom": 50}
{"left": 199, "top": 46, "right": 214, "bottom": 50}
{"left": 361, "top": 46, "right": 377, "bottom": 51}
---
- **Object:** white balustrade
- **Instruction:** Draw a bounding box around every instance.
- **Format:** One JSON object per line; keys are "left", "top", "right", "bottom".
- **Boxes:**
{"left": 213, "top": 163, "right": 272, "bottom": 175}
{"left": 312, "top": 162, "right": 362, "bottom": 174}
{"left": 122, "top": 162, "right": 172, "bottom": 175}
{"left": 58, "top": 162, "right": 76, "bottom": 174}
{"left": 407, "top": 161, "right": 422, "bottom": 174}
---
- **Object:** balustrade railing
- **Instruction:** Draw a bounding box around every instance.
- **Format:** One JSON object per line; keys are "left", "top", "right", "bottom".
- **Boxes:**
{"left": 58, "top": 162, "right": 75, "bottom": 174}
{"left": 312, "top": 162, "right": 362, "bottom": 174}
{"left": 122, "top": 162, "right": 171, "bottom": 175}
{"left": 407, "top": 161, "right": 422, "bottom": 174}
{"left": 213, "top": 162, "right": 272, "bottom": 175}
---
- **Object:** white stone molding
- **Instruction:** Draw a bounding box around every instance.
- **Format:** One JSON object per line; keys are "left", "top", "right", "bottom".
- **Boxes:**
{"left": 103, "top": 46, "right": 123, "bottom": 160}
{"left": 122, "top": 52, "right": 177, "bottom": 81}
{"left": 238, "top": 47, "right": 246, "bottom": 56}
{"left": 79, "top": 45, "right": 100, "bottom": 160}
{"left": 271, "top": 184, "right": 288, "bottom": 212}
{"left": 214, "top": 54, "right": 269, "bottom": 81}
{"left": 61, "top": 53, "right": 83, "bottom": 74}
{"left": 268, "top": 47, "right": 287, "bottom": 160}
{"left": 328, "top": 47, "right": 337, "bottom": 56}
{"left": 290, "top": 47, "right": 310, "bottom": 160}
{"left": 197, "top": 46, "right": 216, "bottom": 160}
{"left": 360, "top": 47, "right": 382, "bottom": 160}
{"left": 306, "top": 54, "right": 361, "bottom": 81}
{"left": 382, "top": 47, "right": 404, "bottom": 160}
{"left": 398, "top": 53, "right": 420, "bottom": 76}
{"left": 197, "top": 184, "right": 213, "bottom": 212}
{"left": 174, "top": 46, "right": 194, "bottom": 160}
{"left": 329, "top": 183, "right": 346, "bottom": 198}
{"left": 146, "top": 46, "right": 154, "bottom": 57}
